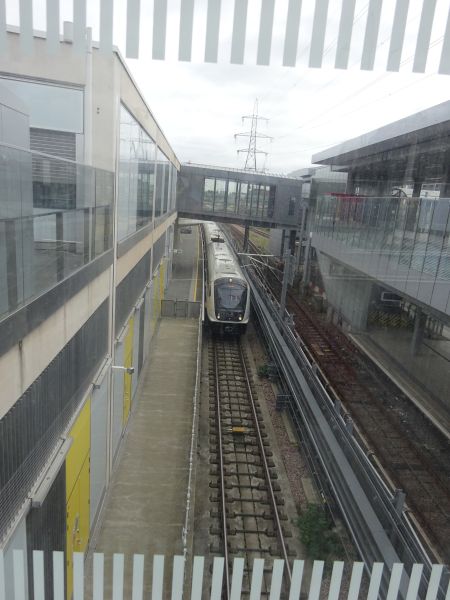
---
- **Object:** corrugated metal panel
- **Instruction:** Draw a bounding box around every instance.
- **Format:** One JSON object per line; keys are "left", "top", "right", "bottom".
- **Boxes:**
{"left": 26, "top": 467, "right": 66, "bottom": 600}
{"left": 0, "top": 300, "right": 108, "bottom": 542}
{"left": 115, "top": 250, "right": 151, "bottom": 334}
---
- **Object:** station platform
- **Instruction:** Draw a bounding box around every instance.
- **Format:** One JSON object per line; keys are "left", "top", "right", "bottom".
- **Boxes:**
{"left": 350, "top": 329, "right": 450, "bottom": 440}
{"left": 166, "top": 222, "right": 200, "bottom": 302}
{"left": 86, "top": 222, "right": 201, "bottom": 596}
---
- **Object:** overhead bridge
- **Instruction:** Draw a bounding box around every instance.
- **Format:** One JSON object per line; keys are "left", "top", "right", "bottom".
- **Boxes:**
{"left": 176, "top": 163, "right": 304, "bottom": 229}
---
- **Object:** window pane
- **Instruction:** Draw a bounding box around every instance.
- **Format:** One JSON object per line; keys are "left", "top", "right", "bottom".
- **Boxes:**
{"left": 214, "top": 179, "right": 226, "bottom": 211}
{"left": 203, "top": 178, "right": 215, "bottom": 210}
{"left": 227, "top": 181, "right": 237, "bottom": 213}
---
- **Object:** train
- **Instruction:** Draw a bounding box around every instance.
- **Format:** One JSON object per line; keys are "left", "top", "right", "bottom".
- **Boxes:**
{"left": 203, "top": 222, "right": 251, "bottom": 334}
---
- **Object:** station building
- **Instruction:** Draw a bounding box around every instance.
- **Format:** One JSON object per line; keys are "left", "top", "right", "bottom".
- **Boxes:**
{"left": 0, "top": 27, "right": 178, "bottom": 597}
{"left": 310, "top": 101, "right": 450, "bottom": 427}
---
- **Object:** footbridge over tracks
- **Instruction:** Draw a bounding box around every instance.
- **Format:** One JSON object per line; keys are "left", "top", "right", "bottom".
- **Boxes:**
{"left": 176, "top": 163, "right": 305, "bottom": 229}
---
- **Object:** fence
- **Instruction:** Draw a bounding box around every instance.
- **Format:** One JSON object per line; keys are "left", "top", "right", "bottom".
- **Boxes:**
{"left": 1, "top": 551, "right": 448, "bottom": 600}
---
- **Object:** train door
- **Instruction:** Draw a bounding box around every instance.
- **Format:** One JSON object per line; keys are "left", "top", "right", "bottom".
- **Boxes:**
{"left": 66, "top": 400, "right": 91, "bottom": 600}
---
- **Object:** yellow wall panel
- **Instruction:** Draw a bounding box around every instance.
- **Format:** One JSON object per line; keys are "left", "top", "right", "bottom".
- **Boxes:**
{"left": 159, "top": 261, "right": 166, "bottom": 301}
{"left": 123, "top": 317, "right": 134, "bottom": 425}
{"left": 66, "top": 456, "right": 90, "bottom": 600}
{"left": 66, "top": 400, "right": 91, "bottom": 600}
{"left": 66, "top": 399, "right": 91, "bottom": 502}
{"left": 153, "top": 270, "right": 161, "bottom": 323}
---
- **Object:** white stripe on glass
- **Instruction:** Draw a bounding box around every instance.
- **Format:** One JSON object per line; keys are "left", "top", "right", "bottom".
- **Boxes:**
{"left": 179, "top": 0, "right": 195, "bottom": 61}
{"left": 205, "top": 0, "right": 221, "bottom": 63}
{"left": 19, "top": 0, "right": 33, "bottom": 54}
{"left": 93, "top": 553, "right": 104, "bottom": 600}
{"left": 283, "top": 0, "right": 302, "bottom": 67}
{"left": 230, "top": 0, "right": 248, "bottom": 64}
{"left": 387, "top": 0, "right": 409, "bottom": 71}
{"left": 73, "top": 0, "right": 87, "bottom": 53}
{"left": 153, "top": 0, "right": 168, "bottom": 60}
{"left": 328, "top": 561, "right": 344, "bottom": 600}
{"left": 32, "top": 551, "right": 45, "bottom": 600}
{"left": 335, "top": 0, "right": 356, "bottom": 69}
{"left": 309, "top": 0, "right": 329, "bottom": 68}
{"left": 99, "top": 0, "right": 113, "bottom": 54}
{"left": 412, "top": 0, "right": 437, "bottom": 73}
{"left": 257, "top": 0, "right": 275, "bottom": 66}
{"left": 132, "top": 554, "right": 144, "bottom": 600}
{"left": 361, "top": 0, "right": 383, "bottom": 70}
{"left": 126, "top": 0, "right": 140, "bottom": 59}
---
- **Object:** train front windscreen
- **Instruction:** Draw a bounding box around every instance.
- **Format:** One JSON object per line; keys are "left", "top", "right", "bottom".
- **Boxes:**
{"left": 214, "top": 278, "right": 247, "bottom": 320}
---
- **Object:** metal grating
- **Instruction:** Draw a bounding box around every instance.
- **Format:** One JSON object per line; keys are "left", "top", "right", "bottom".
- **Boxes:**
{"left": 0, "top": 300, "right": 108, "bottom": 543}
{"left": 115, "top": 250, "right": 151, "bottom": 335}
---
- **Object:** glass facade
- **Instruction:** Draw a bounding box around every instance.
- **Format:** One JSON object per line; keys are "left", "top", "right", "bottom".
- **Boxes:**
{"left": 118, "top": 106, "right": 177, "bottom": 241}
{"left": 0, "top": 144, "right": 114, "bottom": 320}
{"left": 314, "top": 194, "right": 450, "bottom": 308}
{"left": 201, "top": 177, "right": 275, "bottom": 219}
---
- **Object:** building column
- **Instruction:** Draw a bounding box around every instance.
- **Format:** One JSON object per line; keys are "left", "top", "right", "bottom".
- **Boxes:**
{"left": 243, "top": 224, "right": 249, "bottom": 252}
{"left": 280, "top": 229, "right": 286, "bottom": 256}
{"left": 411, "top": 307, "right": 426, "bottom": 356}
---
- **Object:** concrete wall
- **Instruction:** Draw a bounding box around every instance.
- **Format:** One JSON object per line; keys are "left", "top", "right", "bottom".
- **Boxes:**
{"left": 317, "top": 250, "right": 374, "bottom": 331}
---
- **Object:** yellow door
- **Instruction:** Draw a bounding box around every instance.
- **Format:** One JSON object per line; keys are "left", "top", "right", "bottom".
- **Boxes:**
{"left": 153, "top": 270, "right": 161, "bottom": 323}
{"left": 159, "top": 261, "right": 166, "bottom": 301}
{"left": 123, "top": 317, "right": 134, "bottom": 426}
{"left": 66, "top": 400, "right": 91, "bottom": 600}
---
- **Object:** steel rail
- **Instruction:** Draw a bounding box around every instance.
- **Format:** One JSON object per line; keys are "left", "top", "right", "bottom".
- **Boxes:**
{"left": 213, "top": 341, "right": 231, "bottom": 600}
{"left": 238, "top": 344, "right": 292, "bottom": 585}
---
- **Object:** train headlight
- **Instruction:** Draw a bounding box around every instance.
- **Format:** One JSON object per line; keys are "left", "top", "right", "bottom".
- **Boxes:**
{"left": 217, "top": 314, "right": 220, "bottom": 319}
{"left": 238, "top": 316, "right": 242, "bottom": 321}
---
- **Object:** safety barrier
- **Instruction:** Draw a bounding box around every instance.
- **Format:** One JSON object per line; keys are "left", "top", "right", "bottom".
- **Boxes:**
{"left": 1, "top": 551, "right": 448, "bottom": 599}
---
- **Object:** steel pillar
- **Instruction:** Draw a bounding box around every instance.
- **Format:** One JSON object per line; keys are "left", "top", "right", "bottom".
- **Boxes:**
{"left": 301, "top": 232, "right": 312, "bottom": 294}
{"left": 243, "top": 224, "right": 249, "bottom": 252}
{"left": 411, "top": 307, "right": 426, "bottom": 356}
{"left": 279, "top": 250, "right": 292, "bottom": 319}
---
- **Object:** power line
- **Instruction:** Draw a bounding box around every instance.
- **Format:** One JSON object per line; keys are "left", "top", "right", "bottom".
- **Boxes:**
{"left": 234, "top": 99, "right": 273, "bottom": 171}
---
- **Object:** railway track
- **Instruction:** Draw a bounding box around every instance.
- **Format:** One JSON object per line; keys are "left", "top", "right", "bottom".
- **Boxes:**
{"left": 209, "top": 337, "right": 292, "bottom": 597}
{"left": 228, "top": 224, "right": 450, "bottom": 563}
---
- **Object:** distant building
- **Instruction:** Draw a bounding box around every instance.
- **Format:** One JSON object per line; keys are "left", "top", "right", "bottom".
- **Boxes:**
{"left": 310, "top": 102, "right": 450, "bottom": 407}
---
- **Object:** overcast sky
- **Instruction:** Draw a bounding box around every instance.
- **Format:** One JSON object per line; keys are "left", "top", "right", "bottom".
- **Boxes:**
{"left": 6, "top": 0, "right": 450, "bottom": 173}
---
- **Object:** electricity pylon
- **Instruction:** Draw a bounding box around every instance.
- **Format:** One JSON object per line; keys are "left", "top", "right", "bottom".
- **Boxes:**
{"left": 234, "top": 99, "right": 272, "bottom": 171}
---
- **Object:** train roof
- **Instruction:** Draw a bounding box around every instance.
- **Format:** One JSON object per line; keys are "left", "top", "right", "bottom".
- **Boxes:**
{"left": 204, "top": 222, "right": 246, "bottom": 283}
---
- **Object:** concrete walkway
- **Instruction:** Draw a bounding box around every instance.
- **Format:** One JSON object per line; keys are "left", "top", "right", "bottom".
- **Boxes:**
{"left": 87, "top": 318, "right": 199, "bottom": 597}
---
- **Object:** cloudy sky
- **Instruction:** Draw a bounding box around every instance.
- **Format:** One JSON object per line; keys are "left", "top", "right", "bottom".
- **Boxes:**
{"left": 6, "top": 0, "right": 450, "bottom": 173}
